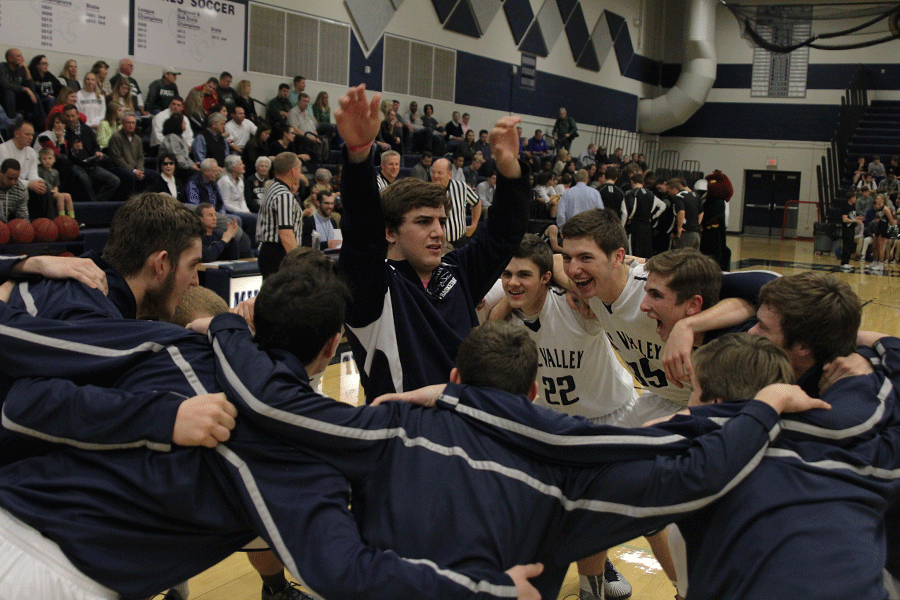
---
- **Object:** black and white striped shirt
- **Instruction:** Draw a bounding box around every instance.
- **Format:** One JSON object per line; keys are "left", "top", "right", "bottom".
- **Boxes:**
{"left": 445, "top": 179, "right": 479, "bottom": 242}
{"left": 257, "top": 179, "right": 301, "bottom": 245}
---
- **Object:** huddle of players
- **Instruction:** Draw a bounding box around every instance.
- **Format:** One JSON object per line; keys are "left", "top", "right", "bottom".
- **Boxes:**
{"left": 0, "top": 84, "right": 898, "bottom": 600}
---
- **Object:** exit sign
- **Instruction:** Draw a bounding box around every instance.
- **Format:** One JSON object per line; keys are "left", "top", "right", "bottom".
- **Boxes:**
{"left": 767, "top": 158, "right": 777, "bottom": 167}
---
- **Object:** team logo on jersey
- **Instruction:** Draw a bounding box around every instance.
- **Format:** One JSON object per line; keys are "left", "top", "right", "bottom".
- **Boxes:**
{"left": 427, "top": 264, "right": 458, "bottom": 299}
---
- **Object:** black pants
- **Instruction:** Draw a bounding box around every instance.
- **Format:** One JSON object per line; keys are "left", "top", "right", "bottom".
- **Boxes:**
{"left": 841, "top": 227, "right": 855, "bottom": 265}
{"left": 258, "top": 241, "right": 286, "bottom": 279}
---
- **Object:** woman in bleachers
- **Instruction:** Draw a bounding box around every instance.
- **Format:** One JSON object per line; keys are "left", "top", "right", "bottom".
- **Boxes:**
{"left": 45, "top": 88, "right": 85, "bottom": 131}
{"left": 312, "top": 91, "right": 337, "bottom": 144}
{"left": 244, "top": 155, "right": 270, "bottom": 213}
{"left": 453, "top": 129, "right": 477, "bottom": 163}
{"left": 91, "top": 60, "right": 111, "bottom": 95}
{"left": 553, "top": 149, "right": 569, "bottom": 176}
{"left": 241, "top": 122, "right": 271, "bottom": 175}
{"left": 29, "top": 55, "right": 62, "bottom": 120}
{"left": 378, "top": 109, "right": 403, "bottom": 154}
{"left": 159, "top": 113, "right": 198, "bottom": 183}
{"left": 235, "top": 80, "right": 259, "bottom": 124}
{"left": 96, "top": 101, "right": 122, "bottom": 149}
{"left": 76, "top": 73, "right": 105, "bottom": 130}
{"left": 108, "top": 78, "right": 138, "bottom": 115}
{"left": 184, "top": 89, "right": 207, "bottom": 135}
{"left": 58, "top": 59, "right": 80, "bottom": 91}
{"left": 145, "top": 150, "right": 187, "bottom": 203}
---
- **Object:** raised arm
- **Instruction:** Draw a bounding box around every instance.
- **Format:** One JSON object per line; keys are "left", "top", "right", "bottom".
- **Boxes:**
{"left": 335, "top": 85, "right": 391, "bottom": 326}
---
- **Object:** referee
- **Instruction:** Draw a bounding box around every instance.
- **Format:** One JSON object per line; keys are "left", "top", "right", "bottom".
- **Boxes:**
{"left": 257, "top": 151, "right": 305, "bottom": 277}
{"left": 430, "top": 157, "right": 480, "bottom": 248}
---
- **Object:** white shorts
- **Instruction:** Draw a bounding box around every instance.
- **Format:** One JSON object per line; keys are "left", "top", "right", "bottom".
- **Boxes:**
{"left": 0, "top": 506, "right": 117, "bottom": 600}
{"left": 586, "top": 395, "right": 639, "bottom": 426}
{"left": 609, "top": 391, "right": 686, "bottom": 428}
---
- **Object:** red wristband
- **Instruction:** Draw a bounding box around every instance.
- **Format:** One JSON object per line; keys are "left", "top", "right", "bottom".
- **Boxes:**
{"left": 347, "top": 141, "right": 374, "bottom": 153}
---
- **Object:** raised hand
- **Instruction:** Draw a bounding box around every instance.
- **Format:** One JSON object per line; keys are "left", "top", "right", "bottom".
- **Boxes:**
{"left": 489, "top": 115, "right": 523, "bottom": 179}
{"left": 334, "top": 84, "right": 382, "bottom": 162}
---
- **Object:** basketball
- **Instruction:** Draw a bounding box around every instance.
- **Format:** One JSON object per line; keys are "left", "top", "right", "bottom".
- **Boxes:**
{"left": 0, "top": 220, "right": 8, "bottom": 245}
{"left": 7, "top": 219, "right": 34, "bottom": 244}
{"left": 32, "top": 218, "right": 59, "bottom": 243}
{"left": 54, "top": 215, "right": 80, "bottom": 241}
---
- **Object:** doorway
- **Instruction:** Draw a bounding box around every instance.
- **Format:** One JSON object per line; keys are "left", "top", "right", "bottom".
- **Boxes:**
{"left": 742, "top": 170, "right": 802, "bottom": 236}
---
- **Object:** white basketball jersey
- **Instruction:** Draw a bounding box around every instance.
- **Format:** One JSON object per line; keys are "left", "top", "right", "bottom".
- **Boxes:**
{"left": 511, "top": 287, "right": 638, "bottom": 419}
{"left": 587, "top": 262, "right": 692, "bottom": 406}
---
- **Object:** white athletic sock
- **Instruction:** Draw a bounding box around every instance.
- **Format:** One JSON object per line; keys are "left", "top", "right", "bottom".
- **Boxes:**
{"left": 580, "top": 573, "right": 604, "bottom": 597}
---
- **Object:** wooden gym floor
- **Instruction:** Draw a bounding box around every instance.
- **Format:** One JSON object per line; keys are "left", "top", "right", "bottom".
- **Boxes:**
{"left": 187, "top": 235, "right": 900, "bottom": 600}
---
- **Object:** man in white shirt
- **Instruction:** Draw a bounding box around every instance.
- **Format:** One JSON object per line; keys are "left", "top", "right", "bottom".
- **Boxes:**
{"left": 287, "top": 93, "right": 327, "bottom": 163}
{"left": 150, "top": 96, "right": 194, "bottom": 149}
{"left": 476, "top": 171, "right": 496, "bottom": 215}
{"left": 0, "top": 120, "right": 52, "bottom": 218}
{"left": 224, "top": 106, "right": 257, "bottom": 153}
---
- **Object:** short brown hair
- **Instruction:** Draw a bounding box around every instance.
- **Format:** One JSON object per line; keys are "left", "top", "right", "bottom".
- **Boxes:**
{"left": 455, "top": 321, "right": 537, "bottom": 396}
{"left": 758, "top": 272, "right": 861, "bottom": 364}
{"left": 380, "top": 177, "right": 450, "bottom": 234}
{"left": 692, "top": 333, "right": 794, "bottom": 403}
{"left": 272, "top": 151, "right": 299, "bottom": 177}
{"left": 103, "top": 192, "right": 203, "bottom": 277}
{"left": 512, "top": 234, "right": 553, "bottom": 277}
{"left": 645, "top": 248, "right": 721, "bottom": 307}
{"left": 560, "top": 208, "right": 627, "bottom": 256}
{"left": 170, "top": 286, "right": 229, "bottom": 327}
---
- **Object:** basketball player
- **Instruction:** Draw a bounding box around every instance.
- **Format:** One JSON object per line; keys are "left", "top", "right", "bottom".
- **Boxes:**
{"left": 490, "top": 234, "right": 638, "bottom": 600}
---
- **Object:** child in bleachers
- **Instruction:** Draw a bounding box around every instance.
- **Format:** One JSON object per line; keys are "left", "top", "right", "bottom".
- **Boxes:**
{"left": 37, "top": 147, "right": 75, "bottom": 219}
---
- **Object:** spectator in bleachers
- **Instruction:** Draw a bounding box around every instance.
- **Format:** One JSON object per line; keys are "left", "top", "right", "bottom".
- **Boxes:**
{"left": 58, "top": 59, "right": 80, "bottom": 91}
{"left": 0, "top": 158, "right": 28, "bottom": 222}
{"left": 578, "top": 144, "right": 597, "bottom": 169}
{"left": 376, "top": 150, "right": 401, "bottom": 192}
{"left": 0, "top": 120, "right": 53, "bottom": 218}
{"left": 109, "top": 58, "right": 147, "bottom": 116}
{"left": 852, "top": 156, "right": 867, "bottom": 185}
{"left": 234, "top": 79, "right": 259, "bottom": 124}
{"left": 879, "top": 171, "right": 900, "bottom": 203}
{"left": 289, "top": 75, "right": 306, "bottom": 108}
{"left": 463, "top": 154, "right": 483, "bottom": 188}
{"left": 451, "top": 154, "right": 466, "bottom": 183}
{"left": 267, "top": 83, "right": 292, "bottom": 129}
{"left": 186, "top": 158, "right": 225, "bottom": 209}
{"left": 410, "top": 151, "right": 432, "bottom": 182}
{"left": 609, "top": 147, "right": 625, "bottom": 167}
{"left": 454, "top": 129, "right": 478, "bottom": 163}
{"left": 420, "top": 104, "right": 445, "bottom": 154}
{"left": 28, "top": 55, "right": 61, "bottom": 119}
{"left": 45, "top": 87, "right": 83, "bottom": 132}
{"left": 241, "top": 122, "right": 271, "bottom": 177}
{"left": 108, "top": 112, "right": 155, "bottom": 194}
{"left": 868, "top": 155, "right": 886, "bottom": 183}
{"left": 555, "top": 169, "right": 599, "bottom": 227}
{"left": 636, "top": 153, "right": 648, "bottom": 171}
{"left": 218, "top": 154, "right": 257, "bottom": 246}
{"left": 445, "top": 111, "right": 464, "bottom": 153}
{"left": 90, "top": 60, "right": 111, "bottom": 95}
{"left": 595, "top": 145, "right": 609, "bottom": 166}
{"left": 460, "top": 112, "right": 472, "bottom": 136}
{"left": 35, "top": 113, "right": 69, "bottom": 156}
{"left": 160, "top": 112, "right": 198, "bottom": 181}
{"left": 146, "top": 150, "right": 186, "bottom": 203}
{"left": 288, "top": 93, "right": 328, "bottom": 163}
{"left": 193, "top": 112, "right": 229, "bottom": 165}
{"left": 888, "top": 156, "right": 900, "bottom": 178}
{"left": 62, "top": 104, "right": 120, "bottom": 202}
{"left": 377, "top": 109, "right": 403, "bottom": 155}
{"left": 75, "top": 73, "right": 104, "bottom": 130}
{"left": 312, "top": 91, "right": 337, "bottom": 145}
{"left": 216, "top": 72, "right": 238, "bottom": 116}
{"left": 95, "top": 101, "right": 122, "bottom": 149}
{"left": 302, "top": 190, "right": 339, "bottom": 249}
{"left": 401, "top": 101, "right": 434, "bottom": 154}
{"left": 244, "top": 155, "right": 270, "bottom": 213}
{"left": 552, "top": 107, "right": 577, "bottom": 151}
{"left": 584, "top": 164, "right": 598, "bottom": 188}
{"left": 474, "top": 129, "right": 492, "bottom": 162}
{"left": 476, "top": 170, "right": 496, "bottom": 218}
{"left": 225, "top": 106, "right": 257, "bottom": 153}
{"left": 37, "top": 146, "right": 74, "bottom": 219}
{"left": 555, "top": 172, "right": 572, "bottom": 196}
{"left": 193, "top": 77, "right": 219, "bottom": 114}
{"left": 0, "top": 49, "right": 41, "bottom": 127}
{"left": 198, "top": 202, "right": 241, "bottom": 262}
{"left": 857, "top": 174, "right": 877, "bottom": 192}
{"left": 108, "top": 77, "right": 139, "bottom": 116}
{"left": 145, "top": 67, "right": 180, "bottom": 115}
{"left": 268, "top": 125, "right": 296, "bottom": 157}
{"left": 553, "top": 149, "right": 570, "bottom": 176}
{"left": 526, "top": 129, "right": 552, "bottom": 161}
{"left": 151, "top": 95, "right": 193, "bottom": 150}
